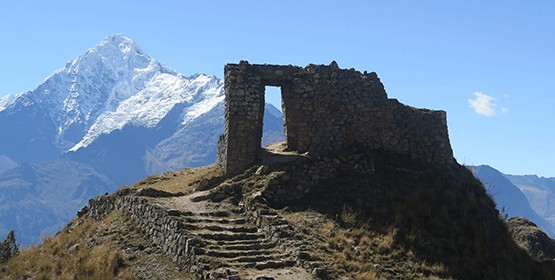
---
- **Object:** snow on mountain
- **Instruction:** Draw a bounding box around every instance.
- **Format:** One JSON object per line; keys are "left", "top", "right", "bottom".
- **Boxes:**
{"left": 62, "top": 35, "right": 224, "bottom": 152}
{"left": 0, "top": 34, "right": 225, "bottom": 159}
{"left": 0, "top": 93, "right": 21, "bottom": 111}
{"left": 31, "top": 34, "right": 172, "bottom": 150}
{"left": 70, "top": 72, "right": 224, "bottom": 151}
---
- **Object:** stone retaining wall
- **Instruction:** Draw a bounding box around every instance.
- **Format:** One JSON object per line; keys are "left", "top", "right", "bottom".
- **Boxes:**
{"left": 79, "top": 190, "right": 192, "bottom": 267}
{"left": 256, "top": 151, "right": 375, "bottom": 206}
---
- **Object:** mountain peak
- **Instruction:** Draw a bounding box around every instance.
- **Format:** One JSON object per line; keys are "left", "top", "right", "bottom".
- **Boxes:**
{"left": 0, "top": 34, "right": 210, "bottom": 157}
{"left": 96, "top": 34, "right": 143, "bottom": 56}
{"left": 58, "top": 34, "right": 157, "bottom": 80}
{"left": 103, "top": 34, "right": 134, "bottom": 44}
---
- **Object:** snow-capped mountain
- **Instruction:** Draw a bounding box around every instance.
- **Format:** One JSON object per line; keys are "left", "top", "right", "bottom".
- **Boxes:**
{"left": 0, "top": 35, "right": 285, "bottom": 246}
{"left": 0, "top": 35, "right": 225, "bottom": 162}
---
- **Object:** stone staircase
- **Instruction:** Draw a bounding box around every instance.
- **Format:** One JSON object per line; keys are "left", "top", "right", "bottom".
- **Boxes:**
{"left": 156, "top": 194, "right": 302, "bottom": 279}
{"left": 82, "top": 187, "right": 318, "bottom": 279}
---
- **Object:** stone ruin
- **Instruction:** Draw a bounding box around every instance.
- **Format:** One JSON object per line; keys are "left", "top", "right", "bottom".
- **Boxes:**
{"left": 217, "top": 61, "right": 454, "bottom": 175}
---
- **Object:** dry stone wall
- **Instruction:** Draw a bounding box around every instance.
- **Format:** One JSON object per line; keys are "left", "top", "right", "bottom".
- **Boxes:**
{"left": 217, "top": 61, "right": 454, "bottom": 175}
{"left": 79, "top": 189, "right": 192, "bottom": 267}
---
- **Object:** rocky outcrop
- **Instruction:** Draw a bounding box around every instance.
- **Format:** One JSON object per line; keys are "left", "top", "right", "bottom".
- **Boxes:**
{"left": 507, "top": 217, "right": 555, "bottom": 262}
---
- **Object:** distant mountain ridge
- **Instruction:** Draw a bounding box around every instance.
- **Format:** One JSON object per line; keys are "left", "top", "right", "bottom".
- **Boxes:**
{"left": 0, "top": 159, "right": 115, "bottom": 245}
{"left": 505, "top": 174, "right": 555, "bottom": 235}
{"left": 0, "top": 35, "right": 285, "bottom": 246}
{"left": 471, "top": 165, "right": 555, "bottom": 237}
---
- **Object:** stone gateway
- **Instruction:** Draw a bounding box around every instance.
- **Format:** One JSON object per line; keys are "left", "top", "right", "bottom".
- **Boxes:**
{"left": 217, "top": 61, "right": 453, "bottom": 175}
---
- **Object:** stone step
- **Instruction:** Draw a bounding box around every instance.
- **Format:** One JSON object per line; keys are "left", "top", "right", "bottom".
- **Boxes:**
{"left": 202, "top": 248, "right": 280, "bottom": 258}
{"left": 179, "top": 210, "right": 237, "bottom": 218}
{"left": 205, "top": 238, "right": 271, "bottom": 246}
{"left": 197, "top": 231, "right": 266, "bottom": 241}
{"left": 201, "top": 258, "right": 296, "bottom": 271}
{"left": 180, "top": 216, "right": 247, "bottom": 225}
{"left": 253, "top": 259, "right": 296, "bottom": 270}
{"left": 205, "top": 241, "right": 277, "bottom": 251}
{"left": 224, "top": 258, "right": 296, "bottom": 269}
{"left": 200, "top": 253, "right": 289, "bottom": 264}
{"left": 182, "top": 223, "right": 258, "bottom": 233}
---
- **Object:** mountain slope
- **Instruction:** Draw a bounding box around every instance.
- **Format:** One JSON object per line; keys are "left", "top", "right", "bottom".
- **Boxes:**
{"left": 0, "top": 159, "right": 115, "bottom": 246}
{"left": 471, "top": 165, "right": 553, "bottom": 237}
{"left": 505, "top": 174, "right": 555, "bottom": 235}
{"left": 149, "top": 101, "right": 284, "bottom": 175}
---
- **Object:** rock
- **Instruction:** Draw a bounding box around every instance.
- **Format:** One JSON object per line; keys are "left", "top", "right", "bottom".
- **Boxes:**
{"left": 185, "top": 238, "right": 201, "bottom": 255}
{"left": 255, "top": 165, "right": 268, "bottom": 175}
{"left": 167, "top": 209, "right": 181, "bottom": 216}
{"left": 253, "top": 275, "right": 274, "bottom": 280}
{"left": 68, "top": 243, "right": 80, "bottom": 253}
{"left": 312, "top": 267, "right": 329, "bottom": 280}
{"left": 77, "top": 206, "right": 89, "bottom": 218}
{"left": 228, "top": 275, "right": 241, "bottom": 280}
{"left": 136, "top": 188, "right": 175, "bottom": 197}
{"left": 298, "top": 251, "right": 311, "bottom": 260}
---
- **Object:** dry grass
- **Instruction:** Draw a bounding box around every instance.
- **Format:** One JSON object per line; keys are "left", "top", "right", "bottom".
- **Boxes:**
{"left": 2, "top": 211, "right": 193, "bottom": 280}
{"left": 131, "top": 166, "right": 223, "bottom": 193}
{"left": 339, "top": 204, "right": 359, "bottom": 227}
{"left": 281, "top": 210, "right": 450, "bottom": 279}
{"left": 1, "top": 213, "right": 134, "bottom": 280}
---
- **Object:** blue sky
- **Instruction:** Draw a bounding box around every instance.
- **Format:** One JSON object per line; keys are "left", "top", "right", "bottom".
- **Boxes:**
{"left": 1, "top": 1, "right": 554, "bottom": 177}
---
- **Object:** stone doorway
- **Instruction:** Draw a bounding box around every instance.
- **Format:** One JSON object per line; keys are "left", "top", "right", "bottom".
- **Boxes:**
{"left": 261, "top": 86, "right": 286, "bottom": 148}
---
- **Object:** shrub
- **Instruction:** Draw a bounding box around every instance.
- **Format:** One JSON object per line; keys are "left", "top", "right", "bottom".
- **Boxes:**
{"left": 0, "top": 230, "right": 19, "bottom": 263}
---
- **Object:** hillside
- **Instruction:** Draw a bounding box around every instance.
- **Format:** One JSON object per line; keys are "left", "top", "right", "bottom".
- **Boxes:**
{"left": 3, "top": 145, "right": 554, "bottom": 279}
{"left": 507, "top": 217, "right": 555, "bottom": 263}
